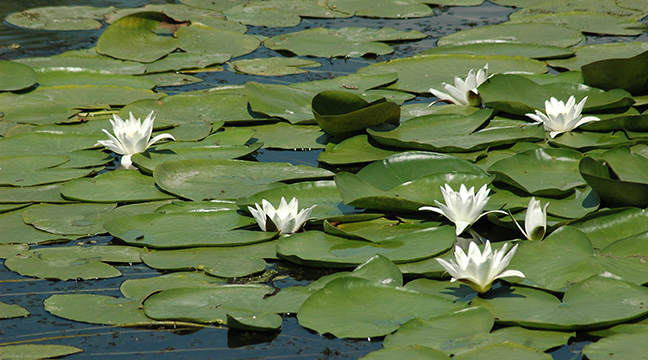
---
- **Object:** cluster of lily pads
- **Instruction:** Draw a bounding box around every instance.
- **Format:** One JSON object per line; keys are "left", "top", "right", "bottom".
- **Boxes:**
{"left": 2, "top": 0, "right": 648, "bottom": 359}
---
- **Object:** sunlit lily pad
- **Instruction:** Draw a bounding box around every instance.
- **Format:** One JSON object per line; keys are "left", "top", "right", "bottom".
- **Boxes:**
{"left": 318, "top": 134, "right": 404, "bottom": 165}
{"left": 131, "top": 144, "right": 262, "bottom": 175}
{"left": 0, "top": 345, "right": 82, "bottom": 360}
{"left": 105, "top": 211, "right": 274, "bottom": 248}
{"left": 291, "top": 72, "right": 398, "bottom": 93}
{"left": 582, "top": 330, "right": 648, "bottom": 360}
{"left": 0, "top": 184, "right": 67, "bottom": 204}
{"left": 508, "top": 12, "right": 647, "bottom": 36}
{"left": 35, "top": 68, "right": 156, "bottom": 89}
{"left": 245, "top": 82, "right": 315, "bottom": 124}
{"left": 579, "top": 154, "right": 648, "bottom": 207}
{"left": 356, "top": 54, "right": 546, "bottom": 94}
{"left": 437, "top": 23, "right": 585, "bottom": 48}
{"left": 472, "top": 274, "right": 648, "bottom": 331}
{"left": 297, "top": 276, "right": 467, "bottom": 338}
{"left": 248, "top": 122, "right": 328, "bottom": 149}
{"left": 420, "top": 43, "right": 573, "bottom": 60}
{"left": 510, "top": 226, "right": 648, "bottom": 292}
{"left": 145, "top": 53, "right": 230, "bottom": 73}
{"left": 0, "top": 301, "right": 29, "bottom": 319}
{"left": 0, "top": 60, "right": 37, "bottom": 91}
{"left": 141, "top": 240, "right": 278, "bottom": 277}
{"left": 547, "top": 42, "right": 648, "bottom": 71}
{"left": 138, "top": 72, "right": 205, "bottom": 87}
{"left": 120, "top": 271, "right": 226, "bottom": 300}
{"left": 231, "top": 57, "right": 321, "bottom": 76}
{"left": 60, "top": 170, "right": 178, "bottom": 203}
{"left": 508, "top": 0, "right": 647, "bottom": 20}
{"left": 0, "top": 208, "right": 72, "bottom": 245}
{"left": 581, "top": 50, "right": 648, "bottom": 95}
{"left": 175, "top": 24, "right": 260, "bottom": 58}
{"left": 6, "top": 6, "right": 114, "bottom": 31}
{"left": 44, "top": 294, "right": 158, "bottom": 325}
{"left": 264, "top": 27, "right": 426, "bottom": 58}
{"left": 0, "top": 156, "right": 93, "bottom": 187}
{"left": 328, "top": 0, "right": 435, "bottom": 18}
{"left": 359, "top": 345, "right": 448, "bottom": 360}
{"left": 550, "top": 130, "right": 635, "bottom": 151}
{"left": 14, "top": 50, "right": 147, "bottom": 75}
{"left": 277, "top": 226, "right": 455, "bottom": 267}
{"left": 4, "top": 245, "right": 142, "bottom": 281}
{"left": 223, "top": 0, "right": 342, "bottom": 27}
{"left": 153, "top": 159, "right": 333, "bottom": 201}
{"left": 570, "top": 208, "right": 648, "bottom": 249}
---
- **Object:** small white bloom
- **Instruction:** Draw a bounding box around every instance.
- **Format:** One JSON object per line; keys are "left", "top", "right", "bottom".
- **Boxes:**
{"left": 419, "top": 183, "right": 506, "bottom": 235}
{"left": 436, "top": 240, "right": 525, "bottom": 293}
{"left": 525, "top": 96, "right": 600, "bottom": 138}
{"left": 513, "top": 197, "right": 549, "bottom": 241}
{"left": 95, "top": 111, "right": 175, "bottom": 169}
{"left": 429, "top": 64, "right": 489, "bottom": 107}
{"left": 248, "top": 197, "right": 316, "bottom": 235}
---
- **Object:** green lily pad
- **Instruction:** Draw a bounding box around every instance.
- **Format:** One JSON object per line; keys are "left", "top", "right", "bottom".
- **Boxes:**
{"left": 22, "top": 203, "right": 116, "bottom": 236}
{"left": 508, "top": 12, "right": 647, "bottom": 36}
{"left": 0, "top": 184, "right": 67, "bottom": 204}
{"left": 223, "top": 0, "right": 342, "bottom": 27}
{"left": 145, "top": 53, "right": 230, "bottom": 73}
{"left": 0, "top": 156, "right": 93, "bottom": 187}
{"left": 547, "top": 42, "right": 648, "bottom": 71}
{"left": 35, "top": 68, "right": 156, "bottom": 89}
{"left": 0, "top": 60, "right": 37, "bottom": 91}
{"left": 131, "top": 144, "right": 262, "bottom": 175}
{"left": 153, "top": 159, "right": 333, "bottom": 201}
{"left": 383, "top": 307, "right": 572, "bottom": 355}
{"left": 44, "top": 294, "right": 158, "bottom": 325}
{"left": 297, "top": 276, "right": 467, "bottom": 338}
{"left": 0, "top": 345, "right": 82, "bottom": 360}
{"left": 582, "top": 330, "right": 648, "bottom": 360}
{"left": 359, "top": 345, "right": 448, "bottom": 360}
{"left": 570, "top": 208, "right": 648, "bottom": 249}
{"left": 478, "top": 74, "right": 635, "bottom": 116}
{"left": 508, "top": 0, "right": 647, "bottom": 20}
{"left": 140, "top": 240, "right": 278, "bottom": 277}
{"left": 368, "top": 108, "right": 545, "bottom": 153}
{"left": 291, "top": 72, "right": 398, "bottom": 93}
{"left": 6, "top": 6, "right": 114, "bottom": 30}
{"left": 245, "top": 82, "right": 315, "bottom": 124}
{"left": 488, "top": 148, "right": 585, "bottom": 197}
{"left": 313, "top": 90, "right": 400, "bottom": 136}
{"left": 0, "top": 244, "right": 29, "bottom": 259}
{"left": 96, "top": 12, "right": 189, "bottom": 63}
{"left": 248, "top": 122, "right": 328, "bottom": 149}
{"left": 335, "top": 151, "right": 493, "bottom": 212}
{"left": 120, "top": 272, "right": 226, "bottom": 300}
{"left": 420, "top": 42, "right": 573, "bottom": 60}
{"left": 510, "top": 226, "right": 648, "bottom": 292}
{"left": 4, "top": 245, "right": 142, "bottom": 281}
{"left": 472, "top": 274, "right": 648, "bottom": 331}
{"left": 328, "top": 0, "right": 435, "bottom": 18}
{"left": 582, "top": 50, "right": 648, "bottom": 95}
{"left": 138, "top": 72, "right": 205, "bottom": 87}
{"left": 231, "top": 57, "right": 321, "bottom": 76}
{"left": 264, "top": 27, "right": 426, "bottom": 58}
{"left": 105, "top": 211, "right": 274, "bottom": 248}
{"left": 0, "top": 208, "right": 72, "bottom": 245}
{"left": 0, "top": 301, "right": 29, "bottom": 319}
{"left": 318, "top": 134, "right": 404, "bottom": 165}
{"left": 453, "top": 343, "right": 553, "bottom": 360}
{"left": 579, "top": 155, "right": 648, "bottom": 207}
{"left": 175, "top": 24, "right": 260, "bottom": 58}
{"left": 14, "top": 49, "right": 146, "bottom": 75}
{"left": 276, "top": 226, "right": 455, "bottom": 267}
{"left": 60, "top": 170, "right": 178, "bottom": 203}
{"left": 550, "top": 130, "right": 635, "bottom": 151}
{"left": 437, "top": 23, "right": 585, "bottom": 48}
{"left": 356, "top": 54, "right": 546, "bottom": 94}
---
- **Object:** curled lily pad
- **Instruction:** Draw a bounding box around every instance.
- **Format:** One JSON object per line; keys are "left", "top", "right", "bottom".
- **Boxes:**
{"left": 0, "top": 61, "right": 37, "bottom": 91}
{"left": 312, "top": 90, "right": 400, "bottom": 136}
{"left": 579, "top": 154, "right": 648, "bottom": 207}
{"left": 582, "top": 50, "right": 648, "bottom": 95}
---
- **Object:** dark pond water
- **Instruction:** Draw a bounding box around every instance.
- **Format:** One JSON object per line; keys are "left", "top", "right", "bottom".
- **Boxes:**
{"left": 1, "top": 1, "right": 647, "bottom": 359}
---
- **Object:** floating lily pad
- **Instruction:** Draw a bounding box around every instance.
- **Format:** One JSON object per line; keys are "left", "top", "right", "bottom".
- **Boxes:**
{"left": 0, "top": 184, "right": 67, "bottom": 204}
{"left": 223, "top": 0, "right": 342, "bottom": 27}
{"left": 570, "top": 208, "right": 648, "bottom": 250}
{"left": 60, "top": 170, "right": 178, "bottom": 203}
{"left": 420, "top": 43, "right": 573, "bottom": 60}
{"left": 472, "top": 274, "right": 648, "bottom": 331}
{"left": 356, "top": 54, "right": 546, "bottom": 94}
{"left": 437, "top": 23, "right": 585, "bottom": 48}
{"left": 105, "top": 211, "right": 274, "bottom": 248}
{"left": 175, "top": 24, "right": 260, "bottom": 58}
{"left": 14, "top": 50, "right": 147, "bottom": 75}
{"left": 0, "top": 60, "right": 37, "bottom": 91}
{"left": 582, "top": 50, "right": 648, "bottom": 95}
{"left": 138, "top": 72, "right": 205, "bottom": 87}
{"left": 277, "top": 226, "right": 455, "bottom": 267}
{"left": 0, "top": 301, "right": 29, "bottom": 319}
{"left": 582, "top": 330, "right": 648, "bottom": 360}
{"left": 318, "top": 134, "right": 404, "bottom": 165}
{"left": 359, "top": 345, "right": 448, "bottom": 360}
{"left": 0, "top": 208, "right": 72, "bottom": 245}
{"left": 264, "top": 27, "right": 426, "bottom": 58}
{"left": 0, "top": 244, "right": 29, "bottom": 259}
{"left": 0, "top": 345, "right": 82, "bottom": 360}
{"left": 509, "top": 12, "right": 647, "bottom": 36}
{"left": 488, "top": 148, "right": 585, "bottom": 197}
{"left": 231, "top": 57, "right": 321, "bottom": 76}
{"left": 120, "top": 272, "right": 226, "bottom": 300}
{"left": 145, "top": 53, "right": 230, "bottom": 73}
{"left": 6, "top": 6, "right": 114, "bottom": 31}
{"left": 312, "top": 90, "right": 400, "bottom": 136}
{"left": 550, "top": 130, "right": 635, "bottom": 151}
{"left": 245, "top": 82, "right": 315, "bottom": 124}
{"left": 297, "top": 276, "right": 467, "bottom": 338}
{"left": 0, "top": 156, "right": 93, "bottom": 187}
{"left": 22, "top": 203, "right": 116, "bottom": 236}
{"left": 4, "top": 245, "right": 142, "bottom": 281}
{"left": 579, "top": 155, "right": 648, "bottom": 207}
{"left": 35, "top": 68, "right": 156, "bottom": 89}
{"left": 547, "top": 42, "right": 648, "bottom": 71}
{"left": 153, "top": 159, "right": 333, "bottom": 201}
{"left": 248, "top": 122, "right": 328, "bottom": 149}
{"left": 131, "top": 144, "right": 262, "bottom": 175}
{"left": 44, "top": 294, "right": 158, "bottom": 325}
{"left": 510, "top": 226, "right": 648, "bottom": 292}
{"left": 292, "top": 73, "right": 398, "bottom": 93}
{"left": 508, "top": 0, "right": 647, "bottom": 20}
{"left": 328, "top": 0, "right": 435, "bottom": 18}
{"left": 335, "top": 151, "right": 493, "bottom": 212}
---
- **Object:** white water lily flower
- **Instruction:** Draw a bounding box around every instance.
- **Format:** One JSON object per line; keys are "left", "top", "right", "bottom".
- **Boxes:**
{"left": 514, "top": 197, "right": 549, "bottom": 241}
{"left": 419, "top": 183, "right": 506, "bottom": 235}
{"left": 248, "top": 197, "right": 316, "bottom": 235}
{"left": 96, "top": 111, "right": 175, "bottom": 169}
{"left": 436, "top": 240, "right": 525, "bottom": 293}
{"left": 429, "top": 64, "right": 489, "bottom": 106}
{"left": 525, "top": 96, "right": 600, "bottom": 138}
